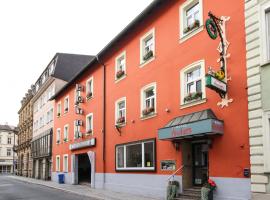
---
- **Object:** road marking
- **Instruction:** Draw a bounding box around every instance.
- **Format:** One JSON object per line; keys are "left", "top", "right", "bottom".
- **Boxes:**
{"left": 0, "top": 184, "right": 13, "bottom": 187}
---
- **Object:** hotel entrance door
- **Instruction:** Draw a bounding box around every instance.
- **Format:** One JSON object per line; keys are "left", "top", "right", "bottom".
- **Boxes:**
{"left": 192, "top": 143, "right": 208, "bottom": 186}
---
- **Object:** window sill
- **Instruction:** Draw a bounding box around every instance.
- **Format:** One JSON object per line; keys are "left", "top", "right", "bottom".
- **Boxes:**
{"left": 139, "top": 56, "right": 155, "bottom": 68}
{"left": 115, "top": 74, "right": 127, "bottom": 83}
{"left": 85, "top": 133, "right": 93, "bottom": 136}
{"left": 116, "top": 167, "right": 155, "bottom": 172}
{"left": 140, "top": 113, "right": 157, "bottom": 121}
{"left": 180, "top": 98, "right": 207, "bottom": 109}
{"left": 179, "top": 25, "right": 204, "bottom": 44}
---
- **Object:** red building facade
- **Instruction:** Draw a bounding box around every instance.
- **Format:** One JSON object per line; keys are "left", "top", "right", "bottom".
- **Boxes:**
{"left": 52, "top": 0, "right": 250, "bottom": 199}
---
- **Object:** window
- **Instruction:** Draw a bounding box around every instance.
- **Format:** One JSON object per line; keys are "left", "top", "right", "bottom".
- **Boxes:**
{"left": 56, "top": 128, "right": 61, "bottom": 144}
{"left": 0, "top": 147, "right": 1, "bottom": 156}
{"left": 0, "top": 136, "right": 1, "bottom": 144}
{"left": 86, "top": 113, "right": 93, "bottom": 135}
{"left": 7, "top": 137, "right": 11, "bottom": 144}
{"left": 63, "top": 125, "right": 69, "bottom": 142}
{"left": 74, "top": 121, "right": 81, "bottom": 139}
{"left": 63, "top": 154, "right": 68, "bottom": 172}
{"left": 7, "top": 148, "right": 11, "bottom": 156}
{"left": 57, "top": 102, "right": 61, "bottom": 117}
{"left": 50, "top": 108, "right": 53, "bottom": 122}
{"left": 180, "top": 0, "right": 203, "bottom": 41}
{"left": 86, "top": 77, "right": 93, "bottom": 99}
{"left": 180, "top": 60, "right": 206, "bottom": 106}
{"left": 115, "top": 52, "right": 126, "bottom": 80}
{"left": 116, "top": 140, "right": 155, "bottom": 171}
{"left": 46, "top": 111, "right": 50, "bottom": 124}
{"left": 56, "top": 155, "right": 60, "bottom": 172}
{"left": 266, "top": 10, "right": 270, "bottom": 61}
{"left": 141, "top": 83, "right": 157, "bottom": 118}
{"left": 140, "top": 29, "right": 155, "bottom": 65}
{"left": 115, "top": 97, "right": 126, "bottom": 125}
{"left": 64, "top": 96, "right": 69, "bottom": 113}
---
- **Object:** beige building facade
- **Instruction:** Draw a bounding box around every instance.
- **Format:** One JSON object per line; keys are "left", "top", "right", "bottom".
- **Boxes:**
{"left": 16, "top": 88, "right": 34, "bottom": 177}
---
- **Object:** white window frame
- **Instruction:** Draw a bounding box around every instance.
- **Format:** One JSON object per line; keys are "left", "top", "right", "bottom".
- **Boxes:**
{"left": 57, "top": 102, "right": 61, "bottom": 117}
{"left": 179, "top": 0, "right": 203, "bottom": 42}
{"left": 260, "top": 1, "right": 270, "bottom": 64}
{"left": 7, "top": 148, "right": 11, "bottom": 156}
{"left": 7, "top": 137, "right": 12, "bottom": 144}
{"left": 140, "top": 82, "right": 157, "bottom": 118}
{"left": 116, "top": 140, "right": 155, "bottom": 171}
{"left": 74, "top": 89, "right": 81, "bottom": 104}
{"left": 115, "top": 97, "right": 126, "bottom": 125}
{"left": 86, "top": 76, "right": 94, "bottom": 100}
{"left": 180, "top": 60, "right": 206, "bottom": 107}
{"left": 63, "top": 154, "right": 68, "bottom": 173}
{"left": 56, "top": 128, "right": 61, "bottom": 144}
{"left": 63, "top": 124, "right": 69, "bottom": 142}
{"left": 86, "top": 113, "right": 93, "bottom": 135}
{"left": 64, "top": 96, "right": 69, "bottom": 113}
{"left": 115, "top": 51, "right": 127, "bottom": 81}
{"left": 263, "top": 111, "right": 270, "bottom": 172}
{"left": 56, "top": 155, "right": 60, "bottom": 172}
{"left": 140, "top": 28, "right": 155, "bottom": 66}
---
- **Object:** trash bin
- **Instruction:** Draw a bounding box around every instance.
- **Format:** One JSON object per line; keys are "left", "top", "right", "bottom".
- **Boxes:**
{"left": 58, "top": 174, "right": 65, "bottom": 184}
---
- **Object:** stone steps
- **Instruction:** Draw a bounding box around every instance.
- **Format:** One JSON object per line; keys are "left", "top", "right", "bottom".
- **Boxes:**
{"left": 174, "top": 187, "right": 201, "bottom": 200}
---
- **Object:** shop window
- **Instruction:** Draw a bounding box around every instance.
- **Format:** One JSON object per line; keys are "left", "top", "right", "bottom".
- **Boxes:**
{"left": 86, "top": 113, "right": 93, "bottom": 135}
{"left": 180, "top": 0, "right": 203, "bottom": 41}
{"left": 63, "top": 125, "right": 69, "bottom": 142}
{"left": 115, "top": 52, "right": 126, "bottom": 81}
{"left": 140, "top": 29, "right": 155, "bottom": 65}
{"left": 56, "top": 155, "right": 60, "bottom": 172}
{"left": 180, "top": 60, "right": 206, "bottom": 106}
{"left": 57, "top": 102, "right": 61, "bottom": 117}
{"left": 63, "top": 154, "right": 68, "bottom": 172}
{"left": 64, "top": 96, "right": 69, "bottom": 113}
{"left": 86, "top": 77, "right": 94, "bottom": 100}
{"left": 56, "top": 128, "right": 61, "bottom": 144}
{"left": 115, "top": 97, "right": 126, "bottom": 126}
{"left": 116, "top": 140, "right": 155, "bottom": 171}
{"left": 141, "top": 83, "right": 157, "bottom": 118}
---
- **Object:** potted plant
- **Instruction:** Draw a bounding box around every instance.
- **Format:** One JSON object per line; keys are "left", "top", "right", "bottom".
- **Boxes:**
{"left": 63, "top": 138, "right": 68, "bottom": 142}
{"left": 116, "top": 70, "right": 125, "bottom": 79}
{"left": 57, "top": 113, "right": 61, "bottom": 117}
{"left": 86, "top": 92, "right": 93, "bottom": 99}
{"left": 64, "top": 107, "right": 68, "bottom": 112}
{"left": 117, "top": 116, "right": 125, "bottom": 124}
{"left": 56, "top": 139, "right": 60, "bottom": 144}
{"left": 184, "top": 92, "right": 202, "bottom": 103}
{"left": 184, "top": 20, "right": 200, "bottom": 34}
{"left": 201, "top": 179, "right": 217, "bottom": 200}
{"left": 142, "top": 107, "right": 155, "bottom": 116}
{"left": 143, "top": 50, "right": 153, "bottom": 61}
{"left": 167, "top": 180, "right": 179, "bottom": 200}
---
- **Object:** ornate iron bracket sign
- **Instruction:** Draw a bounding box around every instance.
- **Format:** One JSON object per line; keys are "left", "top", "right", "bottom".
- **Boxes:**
{"left": 205, "top": 12, "right": 233, "bottom": 108}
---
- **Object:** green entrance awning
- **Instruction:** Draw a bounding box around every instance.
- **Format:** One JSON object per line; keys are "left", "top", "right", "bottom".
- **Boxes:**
{"left": 158, "top": 109, "right": 224, "bottom": 140}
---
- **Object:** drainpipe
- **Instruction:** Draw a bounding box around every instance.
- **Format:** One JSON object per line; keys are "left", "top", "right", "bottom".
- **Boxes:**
{"left": 96, "top": 55, "right": 106, "bottom": 187}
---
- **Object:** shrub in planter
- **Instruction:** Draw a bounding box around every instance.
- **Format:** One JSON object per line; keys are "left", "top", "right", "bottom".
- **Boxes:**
{"left": 117, "top": 116, "right": 125, "bottom": 124}
{"left": 143, "top": 50, "right": 153, "bottom": 61}
{"left": 201, "top": 179, "right": 216, "bottom": 200}
{"left": 167, "top": 180, "right": 180, "bottom": 200}
{"left": 86, "top": 92, "right": 93, "bottom": 99}
{"left": 142, "top": 107, "right": 155, "bottom": 116}
{"left": 116, "top": 70, "right": 125, "bottom": 79}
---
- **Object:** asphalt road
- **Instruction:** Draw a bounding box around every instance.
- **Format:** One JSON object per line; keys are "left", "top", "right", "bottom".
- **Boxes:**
{"left": 0, "top": 175, "right": 95, "bottom": 200}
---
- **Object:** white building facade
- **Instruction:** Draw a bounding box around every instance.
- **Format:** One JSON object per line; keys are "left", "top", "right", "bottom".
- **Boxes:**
{"left": 0, "top": 125, "right": 17, "bottom": 174}
{"left": 245, "top": 0, "right": 270, "bottom": 198}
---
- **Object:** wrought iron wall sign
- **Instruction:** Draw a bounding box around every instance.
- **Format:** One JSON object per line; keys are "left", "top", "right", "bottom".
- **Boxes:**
{"left": 205, "top": 12, "right": 233, "bottom": 108}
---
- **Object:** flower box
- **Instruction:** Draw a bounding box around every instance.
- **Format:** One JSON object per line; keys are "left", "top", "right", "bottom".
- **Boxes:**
{"left": 86, "top": 92, "right": 93, "bottom": 99}
{"left": 143, "top": 50, "right": 153, "bottom": 61}
{"left": 117, "top": 116, "right": 125, "bottom": 124}
{"left": 57, "top": 113, "right": 61, "bottom": 117}
{"left": 86, "top": 129, "right": 92, "bottom": 135}
{"left": 184, "top": 92, "right": 202, "bottom": 103}
{"left": 142, "top": 107, "right": 155, "bottom": 116}
{"left": 64, "top": 107, "right": 68, "bottom": 112}
{"left": 116, "top": 70, "right": 125, "bottom": 79}
{"left": 63, "top": 138, "right": 68, "bottom": 142}
{"left": 183, "top": 20, "right": 200, "bottom": 34}
{"left": 56, "top": 140, "right": 60, "bottom": 144}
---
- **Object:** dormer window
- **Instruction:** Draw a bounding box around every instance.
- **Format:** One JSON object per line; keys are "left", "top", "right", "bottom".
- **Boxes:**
{"left": 49, "top": 60, "right": 56, "bottom": 75}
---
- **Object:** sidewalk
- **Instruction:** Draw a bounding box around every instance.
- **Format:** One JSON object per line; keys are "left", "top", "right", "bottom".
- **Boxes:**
{"left": 9, "top": 175, "right": 161, "bottom": 200}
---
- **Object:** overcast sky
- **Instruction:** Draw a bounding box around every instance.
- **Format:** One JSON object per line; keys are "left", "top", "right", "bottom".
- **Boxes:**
{"left": 0, "top": 0, "right": 153, "bottom": 126}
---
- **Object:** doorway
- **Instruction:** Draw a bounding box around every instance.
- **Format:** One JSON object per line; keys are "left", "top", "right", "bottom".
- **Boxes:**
{"left": 192, "top": 143, "right": 208, "bottom": 186}
{"left": 78, "top": 153, "right": 91, "bottom": 185}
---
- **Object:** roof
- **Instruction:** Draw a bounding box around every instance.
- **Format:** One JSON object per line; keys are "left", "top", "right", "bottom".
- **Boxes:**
{"left": 164, "top": 109, "right": 218, "bottom": 129}
{"left": 0, "top": 124, "right": 18, "bottom": 132}
{"left": 52, "top": 53, "right": 95, "bottom": 82}
{"left": 51, "top": 0, "right": 165, "bottom": 100}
